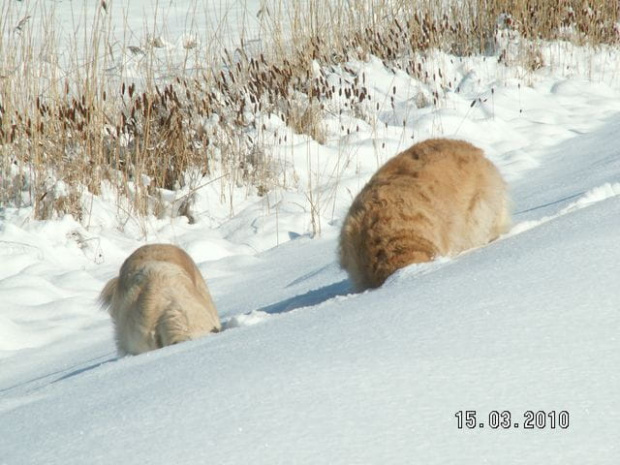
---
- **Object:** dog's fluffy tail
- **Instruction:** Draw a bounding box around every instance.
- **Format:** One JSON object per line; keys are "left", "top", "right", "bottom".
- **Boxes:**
{"left": 99, "top": 277, "right": 118, "bottom": 311}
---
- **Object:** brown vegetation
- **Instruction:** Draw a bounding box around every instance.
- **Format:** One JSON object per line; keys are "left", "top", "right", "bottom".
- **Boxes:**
{"left": 0, "top": 0, "right": 617, "bottom": 221}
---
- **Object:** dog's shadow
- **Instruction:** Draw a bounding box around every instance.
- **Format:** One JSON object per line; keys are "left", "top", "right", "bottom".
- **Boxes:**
{"left": 52, "top": 356, "right": 116, "bottom": 384}
{"left": 257, "top": 279, "right": 352, "bottom": 315}
{"left": 222, "top": 278, "right": 352, "bottom": 331}
{"left": 54, "top": 355, "right": 119, "bottom": 383}
{"left": 0, "top": 354, "right": 116, "bottom": 396}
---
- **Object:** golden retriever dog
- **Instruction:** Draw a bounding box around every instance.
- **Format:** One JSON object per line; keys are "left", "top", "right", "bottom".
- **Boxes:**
{"left": 99, "top": 244, "right": 221, "bottom": 356}
{"left": 339, "top": 138, "right": 509, "bottom": 291}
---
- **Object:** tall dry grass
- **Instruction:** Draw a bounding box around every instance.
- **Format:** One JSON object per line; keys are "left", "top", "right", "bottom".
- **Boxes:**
{"left": 0, "top": 0, "right": 618, "bottom": 223}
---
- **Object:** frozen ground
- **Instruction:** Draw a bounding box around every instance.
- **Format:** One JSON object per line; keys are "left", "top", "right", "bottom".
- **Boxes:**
{"left": 1, "top": 1, "right": 620, "bottom": 464}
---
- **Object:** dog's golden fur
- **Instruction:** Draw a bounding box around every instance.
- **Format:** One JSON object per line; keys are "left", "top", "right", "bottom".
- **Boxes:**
{"left": 339, "top": 138, "right": 509, "bottom": 291}
{"left": 99, "top": 244, "right": 221, "bottom": 355}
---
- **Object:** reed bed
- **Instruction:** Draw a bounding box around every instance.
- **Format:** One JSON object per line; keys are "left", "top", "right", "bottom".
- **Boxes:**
{"left": 1, "top": 0, "right": 617, "bottom": 222}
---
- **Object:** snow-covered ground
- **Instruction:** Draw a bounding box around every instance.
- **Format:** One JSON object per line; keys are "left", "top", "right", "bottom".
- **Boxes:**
{"left": 2, "top": 1, "right": 620, "bottom": 464}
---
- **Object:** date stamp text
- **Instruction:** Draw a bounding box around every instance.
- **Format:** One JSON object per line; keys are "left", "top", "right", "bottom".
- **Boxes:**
{"left": 455, "top": 410, "right": 570, "bottom": 430}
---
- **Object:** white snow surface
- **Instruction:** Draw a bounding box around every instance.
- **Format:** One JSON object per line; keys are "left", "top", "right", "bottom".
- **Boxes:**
{"left": 2, "top": 1, "right": 620, "bottom": 464}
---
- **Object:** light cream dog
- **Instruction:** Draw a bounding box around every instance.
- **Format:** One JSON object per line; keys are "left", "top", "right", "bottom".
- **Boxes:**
{"left": 99, "top": 244, "right": 221, "bottom": 355}
{"left": 339, "top": 138, "right": 509, "bottom": 291}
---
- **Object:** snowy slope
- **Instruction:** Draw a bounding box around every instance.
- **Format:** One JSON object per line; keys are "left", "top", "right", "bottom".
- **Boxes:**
{"left": 2, "top": 174, "right": 620, "bottom": 464}
{"left": 2, "top": 1, "right": 620, "bottom": 464}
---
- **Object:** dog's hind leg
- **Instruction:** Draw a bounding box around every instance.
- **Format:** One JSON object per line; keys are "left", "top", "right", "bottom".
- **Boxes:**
{"left": 155, "top": 304, "right": 192, "bottom": 347}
